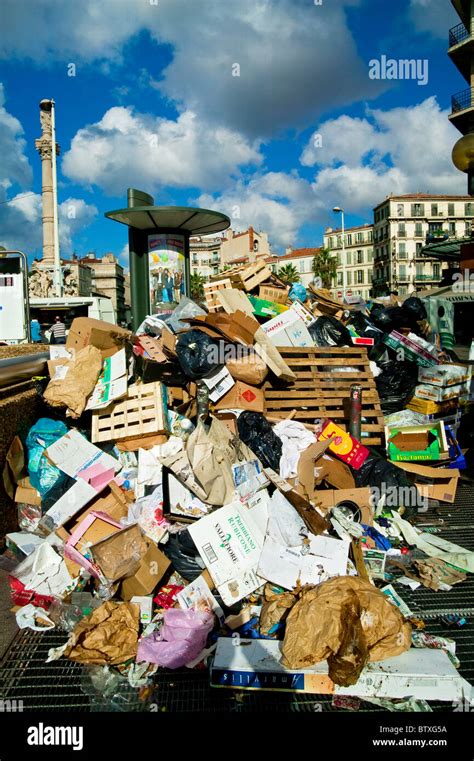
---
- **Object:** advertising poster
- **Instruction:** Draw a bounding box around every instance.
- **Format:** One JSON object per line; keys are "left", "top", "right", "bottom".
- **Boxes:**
{"left": 148, "top": 233, "right": 186, "bottom": 312}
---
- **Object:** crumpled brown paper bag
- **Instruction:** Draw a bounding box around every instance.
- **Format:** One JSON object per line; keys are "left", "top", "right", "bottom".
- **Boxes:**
{"left": 44, "top": 345, "right": 102, "bottom": 418}
{"left": 226, "top": 351, "right": 268, "bottom": 385}
{"left": 259, "top": 583, "right": 300, "bottom": 637}
{"left": 186, "top": 416, "right": 258, "bottom": 506}
{"left": 62, "top": 601, "right": 139, "bottom": 665}
{"left": 281, "top": 576, "right": 411, "bottom": 686}
{"left": 91, "top": 524, "right": 148, "bottom": 582}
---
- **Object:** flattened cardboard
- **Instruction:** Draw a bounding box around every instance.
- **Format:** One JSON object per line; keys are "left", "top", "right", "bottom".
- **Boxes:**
{"left": 213, "top": 380, "right": 265, "bottom": 413}
{"left": 66, "top": 317, "right": 131, "bottom": 359}
{"left": 294, "top": 439, "right": 333, "bottom": 500}
{"left": 315, "top": 454, "right": 356, "bottom": 490}
{"left": 3, "top": 436, "right": 26, "bottom": 500}
{"left": 120, "top": 540, "right": 171, "bottom": 600}
{"left": 394, "top": 462, "right": 460, "bottom": 504}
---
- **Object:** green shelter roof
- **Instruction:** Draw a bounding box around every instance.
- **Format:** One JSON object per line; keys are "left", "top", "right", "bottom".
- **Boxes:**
{"left": 105, "top": 205, "right": 230, "bottom": 235}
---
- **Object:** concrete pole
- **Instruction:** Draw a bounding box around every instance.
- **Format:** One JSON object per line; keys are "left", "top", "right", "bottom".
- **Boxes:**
{"left": 35, "top": 100, "right": 61, "bottom": 294}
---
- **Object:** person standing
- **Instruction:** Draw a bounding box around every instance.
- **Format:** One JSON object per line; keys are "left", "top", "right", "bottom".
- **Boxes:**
{"left": 30, "top": 318, "right": 42, "bottom": 343}
{"left": 49, "top": 316, "right": 67, "bottom": 344}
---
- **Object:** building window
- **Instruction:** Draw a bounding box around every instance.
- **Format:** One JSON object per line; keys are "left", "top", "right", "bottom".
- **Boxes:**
{"left": 347, "top": 271, "right": 352, "bottom": 285}
{"left": 465, "top": 222, "right": 472, "bottom": 237}
{"left": 346, "top": 251, "right": 352, "bottom": 265}
{"left": 416, "top": 242, "right": 423, "bottom": 254}
{"left": 431, "top": 203, "right": 438, "bottom": 216}
{"left": 398, "top": 223, "right": 406, "bottom": 237}
{"left": 328, "top": 237, "right": 333, "bottom": 248}
{"left": 337, "top": 235, "right": 342, "bottom": 246}
{"left": 357, "top": 250, "right": 364, "bottom": 264}
{"left": 449, "top": 221, "right": 456, "bottom": 236}
{"left": 346, "top": 234, "right": 352, "bottom": 246}
{"left": 433, "top": 263, "right": 440, "bottom": 279}
{"left": 399, "top": 242, "right": 406, "bottom": 258}
{"left": 416, "top": 263, "right": 423, "bottom": 277}
{"left": 415, "top": 222, "right": 423, "bottom": 237}
{"left": 466, "top": 203, "right": 474, "bottom": 216}
{"left": 337, "top": 272, "right": 343, "bottom": 286}
{"left": 357, "top": 270, "right": 364, "bottom": 284}
{"left": 367, "top": 249, "right": 373, "bottom": 262}
{"left": 356, "top": 232, "right": 363, "bottom": 243}
{"left": 399, "top": 286, "right": 407, "bottom": 295}
{"left": 397, "top": 203, "right": 404, "bottom": 217}
{"left": 336, "top": 252, "right": 341, "bottom": 265}
{"left": 368, "top": 230, "right": 373, "bottom": 242}
{"left": 448, "top": 202, "right": 455, "bottom": 216}
{"left": 412, "top": 203, "right": 424, "bottom": 217}
{"left": 399, "top": 264, "right": 406, "bottom": 279}
{"left": 299, "top": 261, "right": 305, "bottom": 273}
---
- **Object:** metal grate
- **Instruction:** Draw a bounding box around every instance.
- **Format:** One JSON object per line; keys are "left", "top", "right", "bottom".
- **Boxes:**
{"left": 1, "top": 486, "right": 474, "bottom": 712}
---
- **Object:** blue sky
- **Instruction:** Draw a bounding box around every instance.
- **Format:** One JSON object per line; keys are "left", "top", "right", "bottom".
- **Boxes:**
{"left": 0, "top": 0, "right": 466, "bottom": 268}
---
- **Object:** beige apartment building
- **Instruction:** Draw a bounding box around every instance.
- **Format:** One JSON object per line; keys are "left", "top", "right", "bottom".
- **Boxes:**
{"left": 220, "top": 226, "right": 271, "bottom": 266}
{"left": 372, "top": 194, "right": 472, "bottom": 296}
{"left": 80, "top": 253, "right": 126, "bottom": 323}
{"left": 323, "top": 224, "right": 374, "bottom": 300}
{"left": 266, "top": 247, "right": 322, "bottom": 287}
{"left": 190, "top": 235, "right": 223, "bottom": 278}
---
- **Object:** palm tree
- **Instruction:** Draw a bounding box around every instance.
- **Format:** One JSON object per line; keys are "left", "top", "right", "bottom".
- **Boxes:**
{"left": 277, "top": 263, "right": 301, "bottom": 285}
{"left": 312, "top": 248, "right": 337, "bottom": 289}
{"left": 190, "top": 273, "right": 207, "bottom": 302}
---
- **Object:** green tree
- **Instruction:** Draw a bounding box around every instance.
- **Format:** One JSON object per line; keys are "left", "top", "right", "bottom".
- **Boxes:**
{"left": 190, "top": 272, "right": 207, "bottom": 303}
{"left": 312, "top": 248, "right": 337, "bottom": 289}
{"left": 277, "top": 263, "right": 301, "bottom": 285}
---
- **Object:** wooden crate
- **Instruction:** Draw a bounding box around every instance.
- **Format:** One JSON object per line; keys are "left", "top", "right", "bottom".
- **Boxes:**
{"left": 258, "top": 284, "right": 289, "bottom": 304}
{"left": 264, "top": 346, "right": 384, "bottom": 446}
{"left": 92, "top": 382, "right": 169, "bottom": 443}
{"left": 203, "top": 279, "right": 232, "bottom": 312}
{"left": 230, "top": 261, "right": 272, "bottom": 292}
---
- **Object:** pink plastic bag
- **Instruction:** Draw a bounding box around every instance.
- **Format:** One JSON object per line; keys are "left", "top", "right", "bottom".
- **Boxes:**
{"left": 137, "top": 609, "right": 214, "bottom": 668}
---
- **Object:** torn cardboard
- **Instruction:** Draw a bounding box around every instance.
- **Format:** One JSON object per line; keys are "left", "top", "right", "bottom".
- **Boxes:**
{"left": 66, "top": 317, "right": 131, "bottom": 360}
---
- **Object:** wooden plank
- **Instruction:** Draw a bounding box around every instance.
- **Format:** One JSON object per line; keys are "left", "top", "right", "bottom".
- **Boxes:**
{"left": 264, "top": 346, "right": 384, "bottom": 446}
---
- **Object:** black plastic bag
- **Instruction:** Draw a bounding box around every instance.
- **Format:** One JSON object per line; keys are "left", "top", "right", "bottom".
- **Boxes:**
{"left": 354, "top": 451, "right": 419, "bottom": 513}
{"left": 175, "top": 329, "right": 221, "bottom": 380}
{"left": 371, "top": 306, "right": 412, "bottom": 334}
{"left": 237, "top": 411, "right": 282, "bottom": 471}
{"left": 402, "top": 297, "right": 427, "bottom": 335}
{"left": 161, "top": 530, "right": 204, "bottom": 582}
{"left": 309, "top": 316, "right": 352, "bottom": 347}
{"left": 375, "top": 359, "right": 418, "bottom": 413}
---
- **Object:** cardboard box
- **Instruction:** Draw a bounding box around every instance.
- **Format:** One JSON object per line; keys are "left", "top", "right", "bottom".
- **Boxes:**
{"left": 91, "top": 524, "right": 148, "bottom": 582}
{"left": 407, "top": 396, "right": 458, "bottom": 416}
{"left": 213, "top": 381, "right": 265, "bottom": 413}
{"left": 64, "top": 511, "right": 124, "bottom": 577}
{"left": 383, "top": 330, "right": 439, "bottom": 367}
{"left": 414, "top": 383, "right": 463, "bottom": 403}
{"left": 293, "top": 439, "right": 333, "bottom": 501}
{"left": 120, "top": 540, "right": 171, "bottom": 600}
{"left": 315, "top": 487, "right": 374, "bottom": 525}
{"left": 210, "top": 639, "right": 464, "bottom": 701}
{"left": 188, "top": 501, "right": 267, "bottom": 606}
{"left": 418, "top": 364, "right": 469, "bottom": 387}
{"left": 14, "top": 478, "right": 41, "bottom": 507}
{"left": 248, "top": 296, "right": 289, "bottom": 319}
{"left": 68, "top": 482, "right": 131, "bottom": 532}
{"left": 315, "top": 454, "right": 356, "bottom": 490}
{"left": 318, "top": 420, "right": 370, "bottom": 470}
{"left": 386, "top": 422, "right": 449, "bottom": 462}
{"left": 47, "top": 358, "right": 70, "bottom": 379}
{"left": 261, "top": 304, "right": 314, "bottom": 348}
{"left": 394, "top": 462, "right": 460, "bottom": 504}
{"left": 258, "top": 285, "right": 289, "bottom": 304}
{"left": 66, "top": 317, "right": 131, "bottom": 359}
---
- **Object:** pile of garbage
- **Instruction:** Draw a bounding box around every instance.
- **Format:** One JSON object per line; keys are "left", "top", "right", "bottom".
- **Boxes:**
{"left": 2, "top": 263, "right": 474, "bottom": 710}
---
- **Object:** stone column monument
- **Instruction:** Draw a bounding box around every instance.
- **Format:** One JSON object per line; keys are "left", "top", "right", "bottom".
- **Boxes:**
{"left": 31, "top": 99, "right": 61, "bottom": 297}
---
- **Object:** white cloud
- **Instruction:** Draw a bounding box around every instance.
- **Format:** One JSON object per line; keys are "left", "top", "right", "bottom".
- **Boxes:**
{"left": 409, "top": 0, "right": 458, "bottom": 38}
{"left": 303, "top": 97, "right": 466, "bottom": 213}
{"left": 0, "top": 192, "right": 98, "bottom": 255}
{"left": 1, "top": 0, "right": 380, "bottom": 138}
{"left": 62, "top": 107, "right": 262, "bottom": 195}
{"left": 198, "top": 172, "right": 322, "bottom": 250}
{"left": 0, "top": 82, "right": 32, "bottom": 189}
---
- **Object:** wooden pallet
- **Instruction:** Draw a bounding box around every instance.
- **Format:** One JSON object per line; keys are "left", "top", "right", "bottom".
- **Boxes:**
{"left": 92, "top": 382, "right": 170, "bottom": 443}
{"left": 203, "top": 279, "right": 232, "bottom": 312}
{"left": 264, "top": 346, "right": 385, "bottom": 446}
{"left": 230, "top": 261, "right": 272, "bottom": 292}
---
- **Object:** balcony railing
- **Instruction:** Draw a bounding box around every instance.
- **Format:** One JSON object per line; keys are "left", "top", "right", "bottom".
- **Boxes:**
{"left": 449, "top": 21, "right": 471, "bottom": 48}
{"left": 415, "top": 274, "right": 437, "bottom": 281}
{"left": 452, "top": 86, "right": 474, "bottom": 114}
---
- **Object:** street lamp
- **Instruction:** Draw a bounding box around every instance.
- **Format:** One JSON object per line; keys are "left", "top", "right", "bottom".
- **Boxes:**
{"left": 333, "top": 206, "right": 346, "bottom": 299}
